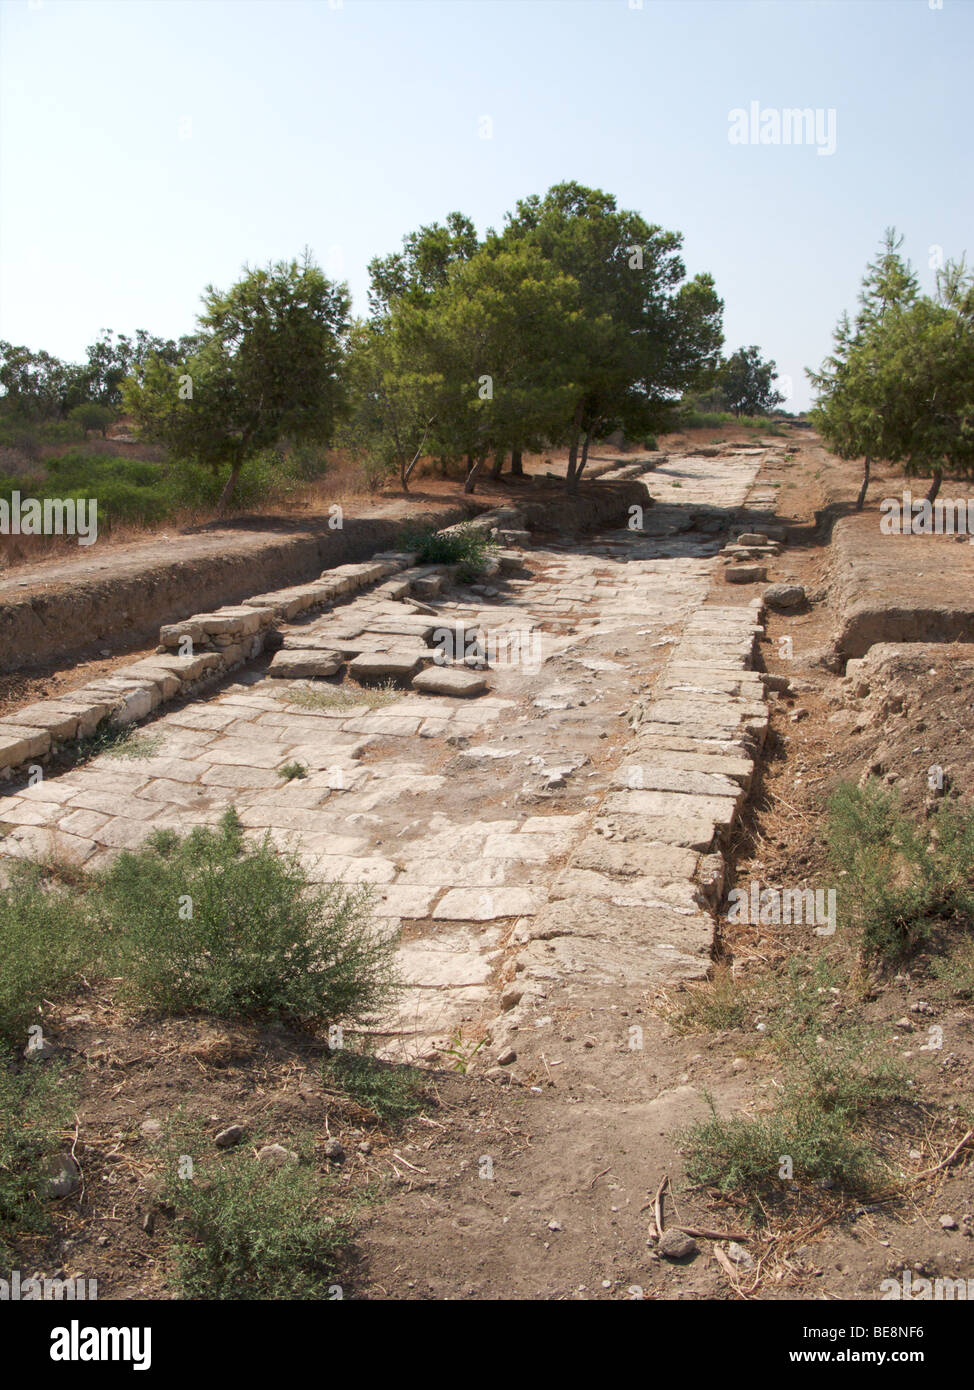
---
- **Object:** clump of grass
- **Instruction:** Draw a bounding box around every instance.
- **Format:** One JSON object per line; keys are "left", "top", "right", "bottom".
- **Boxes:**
{"left": 930, "top": 936, "right": 974, "bottom": 998}
{"left": 105, "top": 731, "right": 164, "bottom": 760}
{"left": 70, "top": 721, "right": 162, "bottom": 765}
{"left": 671, "top": 954, "right": 845, "bottom": 1039}
{"left": 323, "top": 1050, "right": 426, "bottom": 1125}
{"left": 0, "top": 1048, "right": 75, "bottom": 1265}
{"left": 781, "top": 1025, "right": 910, "bottom": 1116}
{"left": 0, "top": 864, "right": 92, "bottom": 1043}
{"left": 400, "top": 522, "right": 498, "bottom": 581}
{"left": 671, "top": 964, "right": 758, "bottom": 1033}
{"left": 93, "top": 807, "right": 399, "bottom": 1025}
{"left": 281, "top": 681, "right": 401, "bottom": 712}
{"left": 278, "top": 760, "right": 308, "bottom": 781}
{"left": 827, "top": 782, "right": 974, "bottom": 963}
{"left": 162, "top": 1122, "right": 351, "bottom": 1300}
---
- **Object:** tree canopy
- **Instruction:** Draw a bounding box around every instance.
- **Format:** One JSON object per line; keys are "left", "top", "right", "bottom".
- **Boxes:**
{"left": 717, "top": 346, "right": 785, "bottom": 416}
{"left": 808, "top": 229, "right": 974, "bottom": 506}
{"left": 124, "top": 254, "right": 350, "bottom": 506}
{"left": 343, "top": 182, "right": 723, "bottom": 493}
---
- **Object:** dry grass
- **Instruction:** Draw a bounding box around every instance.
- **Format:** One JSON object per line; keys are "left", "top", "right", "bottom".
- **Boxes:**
{"left": 0, "top": 450, "right": 376, "bottom": 573}
{"left": 279, "top": 681, "right": 402, "bottom": 712}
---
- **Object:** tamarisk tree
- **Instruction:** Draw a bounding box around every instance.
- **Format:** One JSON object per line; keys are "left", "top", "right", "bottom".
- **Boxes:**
{"left": 124, "top": 253, "right": 349, "bottom": 507}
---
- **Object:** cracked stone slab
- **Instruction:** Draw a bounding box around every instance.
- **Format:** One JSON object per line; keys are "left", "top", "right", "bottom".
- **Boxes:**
{"left": 613, "top": 764, "right": 744, "bottom": 802}
{"left": 348, "top": 651, "right": 423, "bottom": 681}
{"left": 603, "top": 788, "right": 739, "bottom": 827}
{"left": 433, "top": 886, "right": 548, "bottom": 919}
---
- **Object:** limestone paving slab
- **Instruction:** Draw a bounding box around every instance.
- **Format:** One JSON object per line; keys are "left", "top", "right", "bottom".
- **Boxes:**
{"left": 0, "top": 448, "right": 769, "bottom": 1063}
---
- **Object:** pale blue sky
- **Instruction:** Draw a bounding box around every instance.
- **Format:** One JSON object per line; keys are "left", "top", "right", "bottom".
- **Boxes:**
{"left": 1, "top": 0, "right": 971, "bottom": 410}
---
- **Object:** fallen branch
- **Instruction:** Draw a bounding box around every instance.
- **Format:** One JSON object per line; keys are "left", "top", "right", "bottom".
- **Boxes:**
{"left": 676, "top": 1225, "right": 751, "bottom": 1242}
{"left": 910, "top": 1129, "right": 973, "bottom": 1184}
{"left": 654, "top": 1174, "right": 668, "bottom": 1236}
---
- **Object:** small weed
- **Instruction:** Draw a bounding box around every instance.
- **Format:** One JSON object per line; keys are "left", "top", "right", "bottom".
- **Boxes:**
{"left": 323, "top": 1050, "right": 427, "bottom": 1124}
{"left": 671, "top": 964, "right": 757, "bottom": 1033}
{"left": 278, "top": 760, "right": 308, "bottom": 781}
{"left": 437, "top": 1030, "right": 486, "bottom": 1073}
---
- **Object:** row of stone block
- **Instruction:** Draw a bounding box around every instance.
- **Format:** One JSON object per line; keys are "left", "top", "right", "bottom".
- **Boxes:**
{"left": 0, "top": 552, "right": 429, "bottom": 776}
{"left": 157, "top": 554, "right": 417, "bottom": 650}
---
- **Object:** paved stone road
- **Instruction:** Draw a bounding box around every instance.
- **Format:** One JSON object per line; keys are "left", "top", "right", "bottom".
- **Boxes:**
{"left": 0, "top": 450, "right": 769, "bottom": 1063}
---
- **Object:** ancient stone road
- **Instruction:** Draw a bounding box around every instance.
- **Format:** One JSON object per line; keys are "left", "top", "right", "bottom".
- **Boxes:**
{"left": 0, "top": 449, "right": 773, "bottom": 1064}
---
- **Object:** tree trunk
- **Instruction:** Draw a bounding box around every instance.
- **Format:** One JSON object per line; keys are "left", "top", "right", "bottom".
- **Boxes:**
{"left": 510, "top": 448, "right": 523, "bottom": 477}
{"left": 565, "top": 404, "right": 585, "bottom": 493}
{"left": 574, "top": 426, "right": 595, "bottom": 487}
{"left": 490, "top": 450, "right": 505, "bottom": 481}
{"left": 217, "top": 463, "right": 242, "bottom": 510}
{"left": 401, "top": 415, "right": 436, "bottom": 494}
{"left": 855, "top": 455, "right": 871, "bottom": 511}
{"left": 464, "top": 451, "right": 488, "bottom": 494}
{"left": 926, "top": 471, "right": 942, "bottom": 504}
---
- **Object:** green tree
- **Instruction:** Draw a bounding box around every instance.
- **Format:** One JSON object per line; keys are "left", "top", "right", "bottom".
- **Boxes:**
{"left": 68, "top": 401, "right": 115, "bottom": 437}
{"left": 498, "top": 182, "right": 723, "bottom": 490}
{"left": 367, "top": 212, "right": 479, "bottom": 318}
{"left": 809, "top": 230, "right": 973, "bottom": 507}
{"left": 875, "top": 262, "right": 974, "bottom": 498}
{"left": 337, "top": 318, "right": 439, "bottom": 492}
{"left": 407, "top": 241, "right": 584, "bottom": 493}
{"left": 717, "top": 345, "right": 785, "bottom": 416}
{"left": 124, "top": 254, "right": 349, "bottom": 507}
{"left": 0, "top": 342, "right": 75, "bottom": 420}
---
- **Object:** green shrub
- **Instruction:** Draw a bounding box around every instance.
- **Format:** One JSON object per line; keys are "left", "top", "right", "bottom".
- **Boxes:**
{"left": 399, "top": 522, "right": 497, "bottom": 579}
{"left": 67, "top": 403, "right": 114, "bottom": 437}
{"left": 681, "top": 1097, "right": 878, "bottom": 1196}
{"left": 0, "top": 446, "right": 306, "bottom": 531}
{"left": 780, "top": 1026, "right": 909, "bottom": 1118}
{"left": 94, "top": 808, "right": 399, "bottom": 1024}
{"left": 278, "top": 760, "right": 308, "bottom": 781}
{"left": 680, "top": 1023, "right": 909, "bottom": 1201}
{"left": 0, "top": 1049, "right": 75, "bottom": 1266}
{"left": 827, "top": 782, "right": 974, "bottom": 961}
{"left": 162, "top": 1125, "right": 350, "bottom": 1299}
{"left": 0, "top": 867, "right": 92, "bottom": 1043}
{"left": 677, "top": 408, "right": 785, "bottom": 433}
